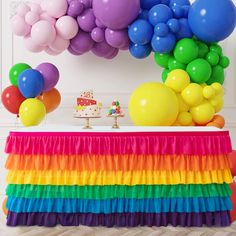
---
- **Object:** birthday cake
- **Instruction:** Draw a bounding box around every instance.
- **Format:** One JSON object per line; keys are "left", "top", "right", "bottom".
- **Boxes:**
{"left": 74, "top": 90, "right": 102, "bottom": 118}
{"left": 108, "top": 100, "right": 124, "bottom": 116}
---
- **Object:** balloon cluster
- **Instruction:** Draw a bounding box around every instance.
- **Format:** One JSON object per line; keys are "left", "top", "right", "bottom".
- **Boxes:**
{"left": 1, "top": 63, "right": 61, "bottom": 126}
{"left": 155, "top": 38, "right": 230, "bottom": 85}
{"left": 128, "top": 0, "right": 193, "bottom": 58}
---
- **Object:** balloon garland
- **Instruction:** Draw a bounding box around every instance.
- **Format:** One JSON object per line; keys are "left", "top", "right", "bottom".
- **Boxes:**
{"left": 1, "top": 63, "right": 61, "bottom": 126}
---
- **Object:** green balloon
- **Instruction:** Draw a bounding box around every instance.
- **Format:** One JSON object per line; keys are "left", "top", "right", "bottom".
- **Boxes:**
{"left": 162, "top": 69, "right": 170, "bottom": 82}
{"left": 206, "top": 51, "right": 220, "bottom": 66}
{"left": 154, "top": 53, "right": 171, "bottom": 68}
{"left": 9, "top": 63, "right": 31, "bottom": 86}
{"left": 210, "top": 44, "right": 222, "bottom": 56}
{"left": 174, "top": 38, "right": 199, "bottom": 64}
{"left": 186, "top": 59, "right": 212, "bottom": 84}
{"left": 168, "top": 57, "right": 186, "bottom": 70}
{"left": 206, "top": 65, "right": 225, "bottom": 85}
{"left": 196, "top": 41, "right": 209, "bottom": 58}
{"left": 219, "top": 56, "right": 230, "bottom": 68}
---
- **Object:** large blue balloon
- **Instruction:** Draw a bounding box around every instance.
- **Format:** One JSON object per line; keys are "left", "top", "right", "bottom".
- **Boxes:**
{"left": 18, "top": 69, "right": 44, "bottom": 98}
{"left": 140, "top": 0, "right": 162, "bottom": 10}
{"left": 129, "top": 43, "right": 152, "bottom": 59}
{"left": 151, "top": 33, "right": 176, "bottom": 53}
{"left": 188, "top": 0, "right": 236, "bottom": 42}
{"left": 128, "top": 19, "right": 154, "bottom": 45}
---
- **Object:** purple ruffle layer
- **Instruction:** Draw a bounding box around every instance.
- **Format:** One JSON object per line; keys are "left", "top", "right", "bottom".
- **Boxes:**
{"left": 7, "top": 211, "right": 231, "bottom": 227}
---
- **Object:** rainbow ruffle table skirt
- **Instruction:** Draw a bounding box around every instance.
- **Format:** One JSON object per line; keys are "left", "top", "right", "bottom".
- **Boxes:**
{"left": 4, "top": 127, "right": 233, "bottom": 227}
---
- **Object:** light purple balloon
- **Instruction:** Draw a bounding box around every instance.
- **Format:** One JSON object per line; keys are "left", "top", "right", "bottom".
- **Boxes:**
{"left": 70, "top": 30, "right": 94, "bottom": 53}
{"left": 93, "top": 0, "right": 140, "bottom": 30}
{"left": 105, "top": 28, "right": 130, "bottom": 49}
{"left": 91, "top": 41, "right": 117, "bottom": 58}
{"left": 77, "top": 8, "right": 96, "bottom": 32}
{"left": 36, "top": 63, "right": 60, "bottom": 91}
{"left": 95, "top": 18, "right": 105, "bottom": 28}
{"left": 79, "top": 0, "right": 92, "bottom": 9}
{"left": 104, "top": 48, "right": 119, "bottom": 59}
{"left": 67, "top": 0, "right": 84, "bottom": 18}
{"left": 91, "top": 27, "right": 105, "bottom": 42}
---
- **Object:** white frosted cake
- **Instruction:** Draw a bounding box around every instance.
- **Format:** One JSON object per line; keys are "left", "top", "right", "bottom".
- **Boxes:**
{"left": 74, "top": 90, "right": 102, "bottom": 118}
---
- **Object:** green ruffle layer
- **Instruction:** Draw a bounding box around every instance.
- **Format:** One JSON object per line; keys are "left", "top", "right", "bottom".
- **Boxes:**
{"left": 6, "top": 184, "right": 231, "bottom": 199}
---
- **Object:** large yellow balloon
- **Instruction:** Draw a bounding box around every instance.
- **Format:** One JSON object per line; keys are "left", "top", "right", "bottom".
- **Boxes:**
{"left": 165, "top": 69, "right": 190, "bottom": 93}
{"left": 190, "top": 101, "right": 215, "bottom": 125}
{"left": 19, "top": 98, "right": 46, "bottom": 127}
{"left": 129, "top": 82, "right": 179, "bottom": 126}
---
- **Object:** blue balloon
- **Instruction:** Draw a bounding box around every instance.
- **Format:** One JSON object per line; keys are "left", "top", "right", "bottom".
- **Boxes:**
{"left": 148, "top": 4, "right": 173, "bottom": 26}
{"left": 182, "top": 5, "right": 190, "bottom": 17}
{"left": 169, "top": 0, "right": 190, "bottom": 7}
{"left": 175, "top": 18, "right": 193, "bottom": 40}
{"left": 18, "top": 69, "right": 44, "bottom": 98}
{"left": 128, "top": 19, "right": 154, "bottom": 45}
{"left": 129, "top": 43, "right": 152, "bottom": 59}
{"left": 188, "top": 0, "right": 236, "bottom": 42}
{"left": 171, "top": 5, "right": 184, "bottom": 18}
{"left": 161, "top": 0, "right": 170, "bottom": 5}
{"left": 151, "top": 33, "right": 176, "bottom": 53}
{"left": 167, "top": 18, "right": 180, "bottom": 33}
{"left": 138, "top": 10, "right": 149, "bottom": 20}
{"left": 154, "top": 23, "right": 169, "bottom": 37}
{"left": 140, "top": 0, "right": 162, "bottom": 10}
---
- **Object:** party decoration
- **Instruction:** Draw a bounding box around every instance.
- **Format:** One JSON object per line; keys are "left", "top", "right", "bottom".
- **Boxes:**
{"left": 229, "top": 151, "right": 236, "bottom": 177}
{"left": 188, "top": 0, "right": 236, "bottom": 43}
{"left": 19, "top": 98, "right": 46, "bottom": 126}
{"left": 230, "top": 182, "right": 236, "bottom": 221}
{"left": 2, "top": 197, "right": 8, "bottom": 216}
{"left": 2, "top": 62, "right": 61, "bottom": 127}
{"left": 129, "top": 82, "right": 179, "bottom": 126}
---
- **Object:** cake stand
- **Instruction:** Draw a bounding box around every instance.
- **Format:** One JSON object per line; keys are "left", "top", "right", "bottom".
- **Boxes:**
{"left": 74, "top": 116, "right": 101, "bottom": 129}
{"left": 107, "top": 114, "right": 124, "bottom": 129}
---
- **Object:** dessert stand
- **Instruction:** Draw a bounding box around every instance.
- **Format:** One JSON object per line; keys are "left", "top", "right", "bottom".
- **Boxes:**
{"left": 107, "top": 114, "right": 124, "bottom": 129}
{"left": 74, "top": 116, "right": 101, "bottom": 129}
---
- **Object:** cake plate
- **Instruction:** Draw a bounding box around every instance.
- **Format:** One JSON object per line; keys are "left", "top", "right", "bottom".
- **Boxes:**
{"left": 107, "top": 114, "right": 124, "bottom": 129}
{"left": 74, "top": 116, "right": 101, "bottom": 129}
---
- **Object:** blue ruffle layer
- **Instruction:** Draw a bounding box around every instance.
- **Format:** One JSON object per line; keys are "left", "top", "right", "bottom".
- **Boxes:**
{"left": 7, "top": 197, "right": 232, "bottom": 214}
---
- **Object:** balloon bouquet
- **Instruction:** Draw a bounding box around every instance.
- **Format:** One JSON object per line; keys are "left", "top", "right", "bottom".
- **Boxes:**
{"left": 1, "top": 63, "right": 61, "bottom": 126}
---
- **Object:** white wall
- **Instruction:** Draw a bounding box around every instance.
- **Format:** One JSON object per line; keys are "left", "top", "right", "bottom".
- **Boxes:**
{"left": 0, "top": 0, "right": 236, "bottom": 195}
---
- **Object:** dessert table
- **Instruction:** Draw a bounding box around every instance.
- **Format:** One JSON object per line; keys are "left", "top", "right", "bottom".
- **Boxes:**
{"left": 4, "top": 126, "right": 233, "bottom": 227}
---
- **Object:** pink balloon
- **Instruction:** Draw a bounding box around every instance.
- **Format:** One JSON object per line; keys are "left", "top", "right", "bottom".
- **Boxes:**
{"left": 45, "top": 47, "right": 62, "bottom": 55}
{"left": 11, "top": 15, "right": 31, "bottom": 36}
{"left": 50, "top": 35, "right": 70, "bottom": 51}
{"left": 91, "top": 41, "right": 117, "bottom": 58}
{"left": 77, "top": 8, "right": 96, "bottom": 32}
{"left": 25, "top": 11, "right": 40, "bottom": 25}
{"left": 24, "top": 36, "right": 45, "bottom": 52}
{"left": 40, "top": 13, "right": 56, "bottom": 25}
{"left": 105, "top": 28, "right": 130, "bottom": 49}
{"left": 91, "top": 27, "right": 105, "bottom": 43}
{"left": 28, "top": 3, "right": 42, "bottom": 13}
{"left": 17, "top": 3, "right": 30, "bottom": 17}
{"left": 42, "top": 0, "right": 68, "bottom": 18}
{"left": 31, "top": 20, "right": 56, "bottom": 46}
{"left": 56, "top": 16, "right": 79, "bottom": 39}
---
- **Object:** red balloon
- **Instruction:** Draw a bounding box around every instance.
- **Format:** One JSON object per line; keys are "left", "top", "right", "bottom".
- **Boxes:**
{"left": 1, "top": 86, "right": 25, "bottom": 114}
{"left": 229, "top": 151, "right": 236, "bottom": 177}
{"left": 230, "top": 182, "right": 236, "bottom": 221}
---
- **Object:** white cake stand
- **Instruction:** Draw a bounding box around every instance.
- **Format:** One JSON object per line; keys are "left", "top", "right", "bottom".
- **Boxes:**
{"left": 74, "top": 116, "right": 101, "bottom": 129}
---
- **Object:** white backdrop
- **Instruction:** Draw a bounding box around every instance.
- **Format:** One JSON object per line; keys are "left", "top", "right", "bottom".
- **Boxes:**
{"left": 0, "top": 0, "right": 236, "bottom": 195}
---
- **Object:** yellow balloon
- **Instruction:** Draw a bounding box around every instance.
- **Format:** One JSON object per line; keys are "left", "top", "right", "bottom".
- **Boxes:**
{"left": 129, "top": 82, "right": 179, "bottom": 126}
{"left": 203, "top": 86, "right": 216, "bottom": 99}
{"left": 190, "top": 101, "right": 215, "bottom": 125}
{"left": 19, "top": 99, "right": 46, "bottom": 127}
{"left": 176, "top": 94, "right": 189, "bottom": 112}
{"left": 177, "top": 112, "right": 193, "bottom": 126}
{"left": 210, "top": 95, "right": 224, "bottom": 113}
{"left": 165, "top": 69, "right": 190, "bottom": 93}
{"left": 181, "top": 83, "right": 204, "bottom": 107}
{"left": 211, "top": 83, "right": 224, "bottom": 95}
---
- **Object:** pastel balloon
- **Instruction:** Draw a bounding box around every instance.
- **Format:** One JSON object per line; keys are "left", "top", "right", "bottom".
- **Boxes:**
{"left": 93, "top": 0, "right": 140, "bottom": 30}
{"left": 28, "top": 2, "right": 42, "bottom": 13}
{"left": 67, "top": 0, "right": 84, "bottom": 17}
{"left": 50, "top": 35, "right": 70, "bottom": 51}
{"left": 42, "top": 0, "right": 68, "bottom": 18}
{"left": 17, "top": 3, "right": 30, "bottom": 17}
{"left": 40, "top": 13, "right": 56, "bottom": 25}
{"left": 151, "top": 33, "right": 176, "bottom": 53}
{"left": 56, "top": 16, "right": 79, "bottom": 39}
{"left": 37, "top": 88, "right": 61, "bottom": 113}
{"left": 36, "top": 63, "right": 60, "bottom": 91}
{"left": 91, "top": 41, "right": 117, "bottom": 58}
{"left": 129, "top": 43, "right": 152, "bottom": 59}
{"left": 77, "top": 8, "right": 96, "bottom": 32}
{"left": 11, "top": 15, "right": 31, "bottom": 37}
{"left": 44, "top": 47, "right": 62, "bottom": 55}
{"left": 1, "top": 86, "right": 26, "bottom": 114}
{"left": 91, "top": 27, "right": 105, "bottom": 43}
{"left": 24, "top": 37, "right": 45, "bottom": 53}
{"left": 129, "top": 82, "right": 179, "bottom": 126}
{"left": 31, "top": 20, "right": 56, "bottom": 46}
{"left": 19, "top": 98, "right": 46, "bottom": 127}
{"left": 25, "top": 11, "right": 40, "bottom": 25}
{"left": 105, "top": 29, "right": 129, "bottom": 49}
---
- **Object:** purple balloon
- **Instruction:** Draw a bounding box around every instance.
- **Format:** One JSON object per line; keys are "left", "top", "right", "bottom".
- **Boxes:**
{"left": 91, "top": 41, "right": 117, "bottom": 57}
{"left": 70, "top": 30, "right": 94, "bottom": 53}
{"left": 36, "top": 63, "right": 60, "bottom": 92}
{"left": 95, "top": 18, "right": 105, "bottom": 28}
{"left": 79, "top": 0, "right": 92, "bottom": 8}
{"left": 91, "top": 27, "right": 105, "bottom": 42}
{"left": 105, "top": 28, "right": 130, "bottom": 49}
{"left": 68, "top": 45, "right": 83, "bottom": 55}
{"left": 104, "top": 48, "right": 119, "bottom": 59}
{"left": 67, "top": 0, "right": 84, "bottom": 18}
{"left": 77, "top": 8, "right": 96, "bottom": 32}
{"left": 93, "top": 0, "right": 140, "bottom": 30}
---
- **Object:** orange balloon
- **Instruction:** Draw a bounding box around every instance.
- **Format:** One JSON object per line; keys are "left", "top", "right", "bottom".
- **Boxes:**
{"left": 211, "top": 114, "right": 225, "bottom": 128}
{"left": 230, "top": 182, "right": 236, "bottom": 222}
{"left": 2, "top": 197, "right": 8, "bottom": 216}
{"left": 206, "top": 122, "right": 222, "bottom": 128}
{"left": 37, "top": 88, "right": 61, "bottom": 113}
